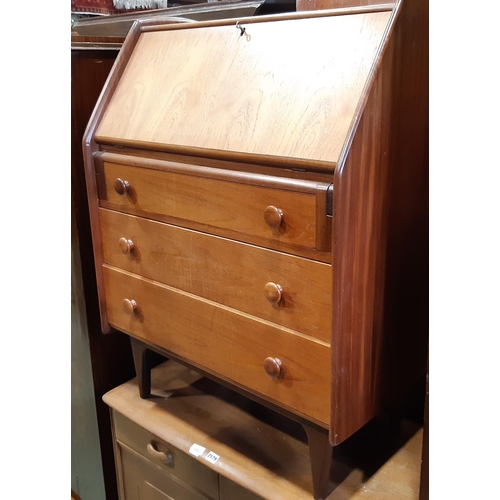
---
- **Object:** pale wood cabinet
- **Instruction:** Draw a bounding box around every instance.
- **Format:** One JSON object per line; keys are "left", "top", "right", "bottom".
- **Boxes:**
{"left": 113, "top": 414, "right": 225, "bottom": 500}
{"left": 104, "top": 360, "right": 424, "bottom": 500}
{"left": 85, "top": 2, "right": 428, "bottom": 498}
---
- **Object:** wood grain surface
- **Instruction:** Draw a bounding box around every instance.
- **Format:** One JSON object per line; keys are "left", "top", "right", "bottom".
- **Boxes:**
{"left": 99, "top": 161, "right": 322, "bottom": 250}
{"left": 118, "top": 444, "right": 213, "bottom": 500}
{"left": 330, "top": 0, "right": 428, "bottom": 444}
{"left": 103, "top": 360, "right": 423, "bottom": 500}
{"left": 82, "top": 23, "right": 147, "bottom": 334}
{"left": 99, "top": 208, "right": 332, "bottom": 341}
{"left": 96, "top": 12, "right": 391, "bottom": 164}
{"left": 114, "top": 412, "right": 219, "bottom": 498}
{"left": 103, "top": 265, "right": 331, "bottom": 424}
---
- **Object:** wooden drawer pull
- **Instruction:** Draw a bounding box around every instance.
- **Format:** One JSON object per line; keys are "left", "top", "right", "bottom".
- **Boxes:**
{"left": 146, "top": 442, "right": 173, "bottom": 464}
{"left": 264, "top": 282, "right": 283, "bottom": 303}
{"left": 264, "top": 205, "right": 283, "bottom": 228}
{"left": 264, "top": 357, "right": 282, "bottom": 378}
{"left": 114, "top": 178, "right": 130, "bottom": 195}
{"left": 118, "top": 237, "right": 134, "bottom": 253}
{"left": 122, "top": 298, "right": 137, "bottom": 315}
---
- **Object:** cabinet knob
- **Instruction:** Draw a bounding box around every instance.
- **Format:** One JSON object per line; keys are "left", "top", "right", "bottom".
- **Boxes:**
{"left": 114, "top": 178, "right": 130, "bottom": 195}
{"left": 264, "top": 205, "right": 283, "bottom": 228}
{"left": 264, "top": 282, "right": 283, "bottom": 303}
{"left": 264, "top": 357, "right": 282, "bottom": 378}
{"left": 122, "top": 298, "right": 137, "bottom": 315}
{"left": 146, "top": 442, "right": 173, "bottom": 464}
{"left": 118, "top": 237, "right": 134, "bottom": 253}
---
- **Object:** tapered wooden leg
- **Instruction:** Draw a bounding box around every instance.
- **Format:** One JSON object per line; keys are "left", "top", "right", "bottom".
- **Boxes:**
{"left": 302, "top": 422, "right": 333, "bottom": 500}
{"left": 130, "top": 337, "right": 152, "bottom": 398}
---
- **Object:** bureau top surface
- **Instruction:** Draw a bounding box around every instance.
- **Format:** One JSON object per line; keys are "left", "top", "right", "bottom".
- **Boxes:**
{"left": 96, "top": 11, "right": 391, "bottom": 165}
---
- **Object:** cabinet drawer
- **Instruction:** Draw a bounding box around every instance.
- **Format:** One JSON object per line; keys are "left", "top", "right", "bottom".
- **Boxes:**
{"left": 118, "top": 441, "right": 213, "bottom": 500}
{"left": 98, "top": 160, "right": 330, "bottom": 251}
{"left": 220, "top": 476, "right": 264, "bottom": 500}
{"left": 113, "top": 411, "right": 218, "bottom": 499}
{"left": 100, "top": 208, "right": 331, "bottom": 342}
{"left": 103, "top": 265, "right": 331, "bottom": 425}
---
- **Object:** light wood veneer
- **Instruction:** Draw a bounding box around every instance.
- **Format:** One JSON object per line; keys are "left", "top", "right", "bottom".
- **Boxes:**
{"left": 103, "top": 265, "right": 331, "bottom": 425}
{"left": 96, "top": 12, "right": 392, "bottom": 166}
{"left": 99, "top": 161, "right": 328, "bottom": 251}
{"left": 99, "top": 208, "right": 332, "bottom": 341}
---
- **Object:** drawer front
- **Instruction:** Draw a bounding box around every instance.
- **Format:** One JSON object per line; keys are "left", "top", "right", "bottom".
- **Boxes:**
{"left": 114, "top": 411, "right": 218, "bottom": 499}
{"left": 118, "top": 442, "right": 213, "bottom": 500}
{"left": 100, "top": 208, "right": 332, "bottom": 342}
{"left": 104, "top": 265, "right": 331, "bottom": 425}
{"left": 99, "top": 161, "right": 324, "bottom": 250}
{"left": 219, "top": 477, "right": 264, "bottom": 500}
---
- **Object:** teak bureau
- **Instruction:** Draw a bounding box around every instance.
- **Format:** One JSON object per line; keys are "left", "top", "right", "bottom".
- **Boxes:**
{"left": 83, "top": 1, "right": 428, "bottom": 498}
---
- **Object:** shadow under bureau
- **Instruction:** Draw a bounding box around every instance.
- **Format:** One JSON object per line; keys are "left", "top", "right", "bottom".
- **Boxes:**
{"left": 103, "top": 360, "right": 424, "bottom": 500}
{"left": 83, "top": 1, "right": 428, "bottom": 498}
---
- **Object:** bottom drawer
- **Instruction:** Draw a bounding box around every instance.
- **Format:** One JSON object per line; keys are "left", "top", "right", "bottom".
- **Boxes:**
{"left": 104, "top": 265, "right": 331, "bottom": 425}
{"left": 118, "top": 443, "right": 212, "bottom": 500}
{"left": 220, "top": 476, "right": 264, "bottom": 500}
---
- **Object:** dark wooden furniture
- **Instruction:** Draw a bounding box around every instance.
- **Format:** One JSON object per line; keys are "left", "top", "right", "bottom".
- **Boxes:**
{"left": 83, "top": 2, "right": 428, "bottom": 498}
{"left": 72, "top": 35, "right": 137, "bottom": 500}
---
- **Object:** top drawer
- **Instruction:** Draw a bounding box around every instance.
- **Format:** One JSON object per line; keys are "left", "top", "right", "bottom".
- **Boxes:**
{"left": 95, "top": 154, "right": 331, "bottom": 253}
{"left": 113, "top": 411, "right": 219, "bottom": 499}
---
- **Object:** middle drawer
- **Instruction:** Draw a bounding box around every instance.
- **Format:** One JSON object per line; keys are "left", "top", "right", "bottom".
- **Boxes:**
{"left": 99, "top": 208, "right": 332, "bottom": 343}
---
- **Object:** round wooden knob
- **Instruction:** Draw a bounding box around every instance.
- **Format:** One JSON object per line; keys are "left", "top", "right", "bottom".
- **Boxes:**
{"left": 122, "top": 298, "right": 137, "bottom": 315}
{"left": 264, "top": 357, "right": 282, "bottom": 378}
{"left": 264, "top": 282, "right": 283, "bottom": 303}
{"left": 264, "top": 205, "right": 283, "bottom": 228}
{"left": 118, "top": 237, "right": 134, "bottom": 253}
{"left": 114, "top": 178, "right": 130, "bottom": 195}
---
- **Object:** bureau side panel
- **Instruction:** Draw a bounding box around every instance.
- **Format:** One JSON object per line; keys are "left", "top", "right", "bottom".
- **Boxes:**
{"left": 330, "top": 0, "right": 428, "bottom": 444}
{"left": 82, "top": 24, "right": 145, "bottom": 334}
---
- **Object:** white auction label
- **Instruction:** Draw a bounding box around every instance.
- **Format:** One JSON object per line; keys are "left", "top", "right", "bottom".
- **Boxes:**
{"left": 188, "top": 443, "right": 206, "bottom": 457}
{"left": 204, "top": 451, "right": 220, "bottom": 464}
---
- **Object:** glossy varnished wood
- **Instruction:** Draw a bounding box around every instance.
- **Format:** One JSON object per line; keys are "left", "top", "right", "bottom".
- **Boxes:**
{"left": 100, "top": 144, "right": 336, "bottom": 181}
{"left": 103, "top": 265, "right": 331, "bottom": 425}
{"left": 96, "top": 12, "right": 392, "bottom": 165}
{"left": 95, "top": 153, "right": 333, "bottom": 261}
{"left": 83, "top": 24, "right": 146, "bottom": 334}
{"left": 99, "top": 161, "right": 325, "bottom": 251}
{"left": 330, "top": 0, "right": 428, "bottom": 444}
{"left": 302, "top": 423, "right": 333, "bottom": 500}
{"left": 81, "top": 4, "right": 429, "bottom": 494}
{"left": 99, "top": 209, "right": 332, "bottom": 341}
